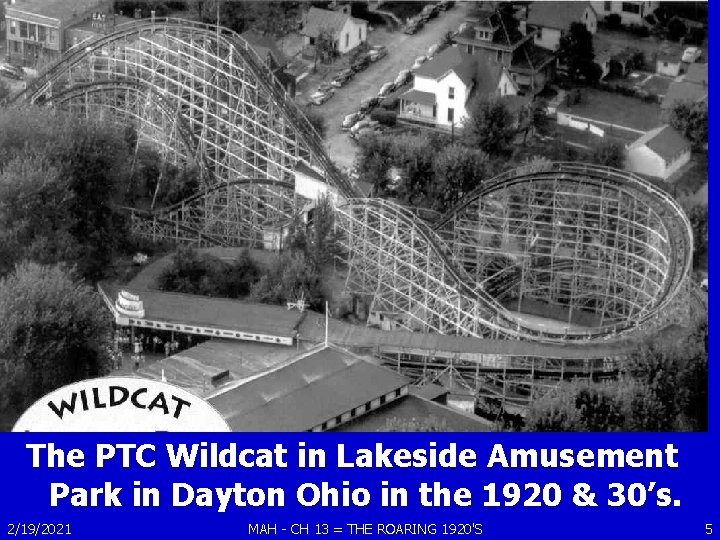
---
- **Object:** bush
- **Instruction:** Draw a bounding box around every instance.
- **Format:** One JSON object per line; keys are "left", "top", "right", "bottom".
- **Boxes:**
{"left": 686, "top": 27, "right": 706, "bottom": 46}
{"left": 605, "top": 13, "right": 622, "bottom": 29}
{"left": 370, "top": 108, "right": 397, "bottom": 127}
{"left": 628, "top": 24, "right": 649, "bottom": 37}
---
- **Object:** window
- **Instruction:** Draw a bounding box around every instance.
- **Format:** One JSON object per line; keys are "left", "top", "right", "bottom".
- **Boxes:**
{"left": 345, "top": 33, "right": 349, "bottom": 48}
{"left": 496, "top": 50, "right": 503, "bottom": 62}
{"left": 19, "top": 21, "right": 28, "bottom": 39}
{"left": 622, "top": 2, "right": 640, "bottom": 14}
{"left": 466, "top": 44, "right": 472, "bottom": 54}
{"left": 12, "top": 40, "right": 20, "bottom": 53}
{"left": 38, "top": 25, "right": 46, "bottom": 43}
{"left": 48, "top": 29, "right": 57, "bottom": 43}
{"left": 448, "top": 107, "right": 454, "bottom": 123}
{"left": 309, "top": 36, "right": 315, "bottom": 45}
{"left": 358, "top": 27, "right": 361, "bottom": 40}
{"left": 432, "top": 104, "right": 437, "bottom": 118}
{"left": 448, "top": 86, "right": 455, "bottom": 99}
{"left": 536, "top": 27, "right": 542, "bottom": 39}
{"left": 604, "top": 1, "right": 611, "bottom": 11}
{"left": 9, "top": 20, "right": 16, "bottom": 35}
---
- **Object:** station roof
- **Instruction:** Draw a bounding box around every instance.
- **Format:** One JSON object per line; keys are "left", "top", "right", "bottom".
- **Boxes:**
{"left": 99, "top": 283, "right": 305, "bottom": 339}
{"left": 6, "top": 0, "right": 106, "bottom": 23}
{"left": 207, "top": 345, "right": 409, "bottom": 432}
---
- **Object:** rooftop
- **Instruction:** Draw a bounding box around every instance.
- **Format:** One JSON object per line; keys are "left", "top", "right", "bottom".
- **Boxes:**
{"left": 333, "top": 394, "right": 492, "bottom": 432}
{"left": 5, "top": 0, "right": 107, "bottom": 23}
{"left": 99, "top": 282, "right": 305, "bottom": 340}
{"left": 207, "top": 345, "right": 409, "bottom": 432}
{"left": 302, "top": 6, "right": 365, "bottom": 39}
{"left": 414, "top": 46, "right": 477, "bottom": 87}
{"left": 629, "top": 125, "right": 690, "bottom": 163}
{"left": 526, "top": 1, "right": 594, "bottom": 30}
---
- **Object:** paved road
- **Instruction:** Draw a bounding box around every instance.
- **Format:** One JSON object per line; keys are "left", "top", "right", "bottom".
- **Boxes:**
{"left": 311, "top": 3, "right": 471, "bottom": 169}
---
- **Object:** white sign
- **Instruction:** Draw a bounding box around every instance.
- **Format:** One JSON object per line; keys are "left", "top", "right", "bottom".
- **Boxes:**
{"left": 12, "top": 377, "right": 231, "bottom": 432}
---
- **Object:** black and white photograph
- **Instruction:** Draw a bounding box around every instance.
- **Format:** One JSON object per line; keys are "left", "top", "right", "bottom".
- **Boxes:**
{"left": 0, "top": 0, "right": 708, "bottom": 432}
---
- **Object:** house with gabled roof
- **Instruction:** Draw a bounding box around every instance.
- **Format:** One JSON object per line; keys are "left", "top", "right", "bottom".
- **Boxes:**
{"left": 525, "top": 1, "right": 597, "bottom": 51}
{"left": 399, "top": 46, "right": 518, "bottom": 129}
{"left": 301, "top": 5, "right": 367, "bottom": 56}
{"left": 625, "top": 124, "right": 691, "bottom": 181}
{"left": 453, "top": 7, "right": 555, "bottom": 94}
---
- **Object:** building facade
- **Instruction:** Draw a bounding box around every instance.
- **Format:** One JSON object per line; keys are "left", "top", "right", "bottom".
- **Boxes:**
{"left": 302, "top": 5, "right": 367, "bottom": 56}
{"left": 5, "top": 0, "right": 111, "bottom": 66}
{"left": 625, "top": 125, "right": 691, "bottom": 181}
{"left": 591, "top": 1, "right": 658, "bottom": 25}
{"left": 526, "top": 2, "right": 597, "bottom": 51}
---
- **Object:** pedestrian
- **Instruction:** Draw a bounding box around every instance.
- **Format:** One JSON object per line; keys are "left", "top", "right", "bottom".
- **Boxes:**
{"left": 164, "top": 341, "right": 171, "bottom": 357}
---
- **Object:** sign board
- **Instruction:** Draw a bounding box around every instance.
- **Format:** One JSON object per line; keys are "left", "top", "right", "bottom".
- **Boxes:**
{"left": 12, "top": 377, "right": 231, "bottom": 432}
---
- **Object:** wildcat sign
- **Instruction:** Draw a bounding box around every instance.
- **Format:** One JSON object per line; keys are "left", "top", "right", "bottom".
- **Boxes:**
{"left": 13, "top": 377, "right": 230, "bottom": 432}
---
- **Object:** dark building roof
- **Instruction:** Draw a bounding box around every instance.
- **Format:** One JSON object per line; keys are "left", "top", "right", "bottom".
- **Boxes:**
{"left": 511, "top": 41, "right": 556, "bottom": 74}
{"left": 302, "top": 6, "right": 365, "bottom": 38}
{"left": 99, "top": 283, "right": 304, "bottom": 339}
{"left": 630, "top": 125, "right": 690, "bottom": 163}
{"left": 207, "top": 345, "right": 409, "bottom": 431}
{"left": 414, "top": 46, "right": 476, "bottom": 86}
{"left": 333, "top": 394, "right": 492, "bottom": 432}
{"left": 241, "top": 30, "right": 288, "bottom": 68}
{"left": 5, "top": 0, "right": 107, "bottom": 23}
{"left": 526, "top": 1, "right": 594, "bottom": 30}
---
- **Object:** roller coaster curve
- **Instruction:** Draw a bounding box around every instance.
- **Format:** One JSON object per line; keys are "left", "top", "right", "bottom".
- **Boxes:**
{"left": 12, "top": 18, "right": 695, "bottom": 351}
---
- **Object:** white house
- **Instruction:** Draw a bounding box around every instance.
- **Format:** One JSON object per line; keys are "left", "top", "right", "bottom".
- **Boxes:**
{"left": 302, "top": 6, "right": 367, "bottom": 56}
{"left": 399, "top": 46, "right": 517, "bottom": 129}
{"left": 625, "top": 125, "right": 691, "bottom": 181}
{"left": 591, "top": 1, "right": 658, "bottom": 25}
{"left": 526, "top": 2, "right": 597, "bottom": 51}
{"left": 655, "top": 50, "right": 684, "bottom": 77}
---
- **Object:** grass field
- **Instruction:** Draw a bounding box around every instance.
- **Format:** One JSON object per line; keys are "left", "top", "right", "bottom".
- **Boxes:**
{"left": 557, "top": 87, "right": 662, "bottom": 132}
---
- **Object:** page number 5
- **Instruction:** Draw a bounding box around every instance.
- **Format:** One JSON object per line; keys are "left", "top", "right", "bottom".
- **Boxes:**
{"left": 707, "top": 524, "right": 713, "bottom": 535}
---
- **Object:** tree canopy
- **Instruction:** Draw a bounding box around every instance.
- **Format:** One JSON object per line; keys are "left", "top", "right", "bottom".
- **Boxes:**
{"left": 0, "top": 108, "right": 132, "bottom": 280}
{"left": 558, "top": 22, "right": 600, "bottom": 82}
{"left": 0, "top": 262, "right": 114, "bottom": 418}
{"left": 670, "top": 101, "right": 708, "bottom": 150}
{"left": 462, "top": 95, "right": 517, "bottom": 157}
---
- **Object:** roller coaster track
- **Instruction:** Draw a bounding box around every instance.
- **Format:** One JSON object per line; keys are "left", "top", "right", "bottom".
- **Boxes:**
{"left": 13, "top": 18, "right": 361, "bottom": 199}
{"left": 14, "top": 19, "right": 696, "bottom": 354}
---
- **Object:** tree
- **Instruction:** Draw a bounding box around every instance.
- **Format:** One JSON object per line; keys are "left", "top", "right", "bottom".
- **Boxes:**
{"left": 670, "top": 101, "right": 708, "bottom": 150}
{"left": 517, "top": 99, "right": 550, "bottom": 142}
{"left": 355, "top": 133, "right": 395, "bottom": 195}
{"left": 590, "top": 140, "right": 624, "bottom": 168}
{"left": 558, "top": 22, "right": 600, "bottom": 82}
{"left": 463, "top": 96, "right": 517, "bottom": 157}
{"left": 157, "top": 246, "right": 260, "bottom": 298}
{"left": 314, "top": 28, "right": 336, "bottom": 69}
{"left": 306, "top": 194, "right": 343, "bottom": 268}
{"left": 430, "top": 145, "right": 492, "bottom": 212}
{"left": 390, "top": 133, "right": 436, "bottom": 205}
{"left": 0, "top": 262, "right": 113, "bottom": 417}
{"left": 249, "top": 251, "right": 328, "bottom": 310}
{"left": 0, "top": 79, "right": 9, "bottom": 105}
{"left": 667, "top": 17, "right": 687, "bottom": 41}
{"left": 0, "top": 108, "right": 132, "bottom": 281}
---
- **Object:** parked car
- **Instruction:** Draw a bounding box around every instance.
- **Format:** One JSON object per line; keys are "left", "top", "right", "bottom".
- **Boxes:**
{"left": 404, "top": 21, "right": 420, "bottom": 34}
{"left": 427, "top": 44, "right": 440, "bottom": 58}
{"left": 0, "top": 63, "right": 24, "bottom": 80}
{"left": 378, "top": 82, "right": 395, "bottom": 98}
{"left": 682, "top": 47, "right": 702, "bottom": 63}
{"left": 317, "top": 82, "right": 334, "bottom": 93}
{"left": 331, "top": 68, "right": 354, "bottom": 87}
{"left": 359, "top": 96, "right": 380, "bottom": 114}
{"left": 342, "top": 112, "right": 363, "bottom": 129}
{"left": 394, "top": 69, "right": 411, "bottom": 87}
{"left": 351, "top": 53, "right": 371, "bottom": 72}
{"left": 350, "top": 119, "right": 380, "bottom": 136}
{"left": 411, "top": 55, "right": 428, "bottom": 71}
{"left": 309, "top": 88, "right": 335, "bottom": 105}
{"left": 369, "top": 45, "right": 388, "bottom": 61}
